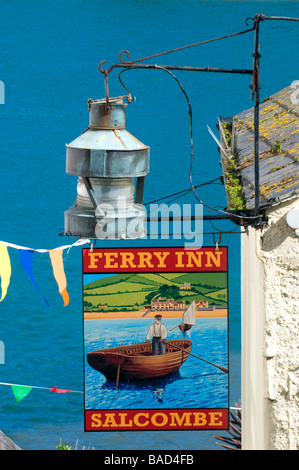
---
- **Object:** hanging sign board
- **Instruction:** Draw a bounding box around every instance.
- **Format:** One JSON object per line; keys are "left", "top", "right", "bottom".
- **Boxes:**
{"left": 82, "top": 247, "right": 229, "bottom": 432}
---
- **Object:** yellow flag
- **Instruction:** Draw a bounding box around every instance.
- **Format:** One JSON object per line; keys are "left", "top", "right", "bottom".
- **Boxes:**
{"left": 0, "top": 243, "right": 11, "bottom": 302}
{"left": 48, "top": 249, "right": 69, "bottom": 306}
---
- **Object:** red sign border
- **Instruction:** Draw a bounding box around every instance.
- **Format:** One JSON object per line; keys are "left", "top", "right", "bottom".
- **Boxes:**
{"left": 83, "top": 245, "right": 230, "bottom": 432}
{"left": 84, "top": 408, "right": 229, "bottom": 432}
{"left": 83, "top": 246, "right": 228, "bottom": 273}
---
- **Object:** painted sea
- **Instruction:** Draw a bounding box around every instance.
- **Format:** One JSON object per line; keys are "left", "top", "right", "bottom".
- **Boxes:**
{"left": 84, "top": 318, "right": 228, "bottom": 411}
{"left": 0, "top": 0, "right": 298, "bottom": 451}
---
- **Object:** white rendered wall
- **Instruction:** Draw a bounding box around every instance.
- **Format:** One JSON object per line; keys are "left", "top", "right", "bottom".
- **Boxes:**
{"left": 241, "top": 197, "right": 299, "bottom": 450}
{"left": 241, "top": 224, "right": 266, "bottom": 449}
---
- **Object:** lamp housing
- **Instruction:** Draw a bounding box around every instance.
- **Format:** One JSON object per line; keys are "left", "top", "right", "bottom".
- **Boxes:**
{"left": 64, "top": 97, "right": 150, "bottom": 239}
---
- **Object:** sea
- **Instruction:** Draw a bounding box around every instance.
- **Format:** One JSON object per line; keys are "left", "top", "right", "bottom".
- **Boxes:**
{"left": 0, "top": 0, "right": 298, "bottom": 451}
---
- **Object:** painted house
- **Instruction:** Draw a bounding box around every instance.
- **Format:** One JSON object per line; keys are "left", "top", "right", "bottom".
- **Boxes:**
{"left": 151, "top": 299, "right": 185, "bottom": 310}
{"left": 218, "top": 84, "right": 299, "bottom": 450}
{"left": 195, "top": 300, "right": 209, "bottom": 309}
{"left": 180, "top": 282, "right": 191, "bottom": 290}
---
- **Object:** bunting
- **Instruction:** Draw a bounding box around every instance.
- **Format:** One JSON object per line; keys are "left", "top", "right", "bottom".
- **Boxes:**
{"left": 0, "top": 381, "right": 83, "bottom": 403}
{"left": 49, "top": 250, "right": 69, "bottom": 307}
{"left": 0, "top": 239, "right": 90, "bottom": 305}
{"left": 19, "top": 249, "right": 49, "bottom": 307}
{"left": 0, "top": 244, "right": 11, "bottom": 302}
{"left": 50, "top": 385, "right": 73, "bottom": 393}
{"left": 11, "top": 385, "right": 33, "bottom": 403}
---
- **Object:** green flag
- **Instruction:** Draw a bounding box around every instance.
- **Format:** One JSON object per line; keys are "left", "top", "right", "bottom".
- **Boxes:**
{"left": 11, "top": 385, "right": 32, "bottom": 403}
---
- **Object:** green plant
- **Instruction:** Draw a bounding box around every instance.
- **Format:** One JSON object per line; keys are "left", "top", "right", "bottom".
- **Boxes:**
{"left": 272, "top": 140, "right": 282, "bottom": 154}
{"left": 270, "top": 166, "right": 281, "bottom": 173}
{"left": 213, "top": 404, "right": 241, "bottom": 450}
{"left": 224, "top": 162, "right": 247, "bottom": 211}
{"left": 220, "top": 121, "right": 248, "bottom": 210}
{"left": 222, "top": 122, "right": 233, "bottom": 147}
{"left": 57, "top": 442, "right": 71, "bottom": 450}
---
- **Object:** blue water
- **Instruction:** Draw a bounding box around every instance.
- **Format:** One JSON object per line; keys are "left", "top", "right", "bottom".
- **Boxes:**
{"left": 84, "top": 318, "right": 228, "bottom": 410}
{"left": 0, "top": 0, "right": 298, "bottom": 451}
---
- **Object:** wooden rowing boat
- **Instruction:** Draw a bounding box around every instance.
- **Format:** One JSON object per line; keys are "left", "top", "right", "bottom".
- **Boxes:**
{"left": 87, "top": 339, "right": 192, "bottom": 382}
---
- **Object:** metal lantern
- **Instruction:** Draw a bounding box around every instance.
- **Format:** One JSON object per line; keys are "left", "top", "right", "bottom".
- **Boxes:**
{"left": 64, "top": 97, "right": 150, "bottom": 239}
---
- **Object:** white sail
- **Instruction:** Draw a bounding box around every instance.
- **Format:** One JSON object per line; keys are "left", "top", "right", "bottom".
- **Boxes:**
{"left": 182, "top": 301, "right": 195, "bottom": 326}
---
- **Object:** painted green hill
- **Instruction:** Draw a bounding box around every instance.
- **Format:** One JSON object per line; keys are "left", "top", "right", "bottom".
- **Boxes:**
{"left": 84, "top": 272, "right": 227, "bottom": 290}
{"left": 84, "top": 273, "right": 159, "bottom": 291}
{"left": 83, "top": 272, "right": 227, "bottom": 311}
{"left": 173, "top": 272, "right": 227, "bottom": 290}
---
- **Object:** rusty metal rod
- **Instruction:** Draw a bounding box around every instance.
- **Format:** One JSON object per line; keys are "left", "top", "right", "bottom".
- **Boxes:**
{"left": 118, "top": 26, "right": 255, "bottom": 65}
{"left": 108, "top": 63, "right": 253, "bottom": 75}
{"left": 259, "top": 14, "right": 299, "bottom": 22}
{"left": 147, "top": 214, "right": 238, "bottom": 221}
{"left": 252, "top": 17, "right": 261, "bottom": 213}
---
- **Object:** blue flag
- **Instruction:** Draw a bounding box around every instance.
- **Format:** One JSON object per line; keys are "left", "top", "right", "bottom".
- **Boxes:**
{"left": 19, "top": 249, "right": 49, "bottom": 306}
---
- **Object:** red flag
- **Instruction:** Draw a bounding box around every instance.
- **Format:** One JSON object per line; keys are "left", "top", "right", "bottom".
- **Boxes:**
{"left": 50, "top": 385, "right": 72, "bottom": 393}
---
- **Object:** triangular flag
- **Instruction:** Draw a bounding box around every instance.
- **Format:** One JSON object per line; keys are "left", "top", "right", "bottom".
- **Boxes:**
{"left": 50, "top": 385, "right": 72, "bottom": 393}
{"left": 11, "top": 385, "right": 33, "bottom": 403}
{"left": 19, "top": 249, "right": 49, "bottom": 306}
{"left": 0, "top": 243, "right": 11, "bottom": 302}
{"left": 48, "top": 250, "right": 69, "bottom": 306}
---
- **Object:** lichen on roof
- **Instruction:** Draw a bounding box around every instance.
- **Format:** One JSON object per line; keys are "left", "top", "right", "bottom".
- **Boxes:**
{"left": 218, "top": 84, "right": 299, "bottom": 211}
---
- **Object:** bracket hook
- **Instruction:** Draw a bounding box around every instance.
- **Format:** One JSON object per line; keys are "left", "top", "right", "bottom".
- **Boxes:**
{"left": 213, "top": 233, "right": 222, "bottom": 251}
{"left": 99, "top": 61, "right": 111, "bottom": 112}
{"left": 88, "top": 240, "right": 97, "bottom": 253}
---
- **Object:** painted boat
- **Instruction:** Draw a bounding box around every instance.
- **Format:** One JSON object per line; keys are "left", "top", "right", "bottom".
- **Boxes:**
{"left": 179, "top": 301, "right": 195, "bottom": 332}
{"left": 169, "top": 301, "right": 196, "bottom": 333}
{"left": 87, "top": 339, "right": 192, "bottom": 382}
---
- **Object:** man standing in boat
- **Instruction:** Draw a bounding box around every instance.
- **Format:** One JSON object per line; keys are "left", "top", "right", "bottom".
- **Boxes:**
{"left": 146, "top": 314, "right": 168, "bottom": 355}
